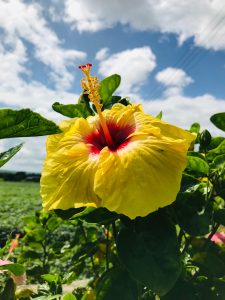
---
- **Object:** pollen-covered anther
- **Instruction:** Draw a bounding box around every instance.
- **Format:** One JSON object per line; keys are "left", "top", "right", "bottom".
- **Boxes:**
{"left": 79, "top": 63, "right": 114, "bottom": 148}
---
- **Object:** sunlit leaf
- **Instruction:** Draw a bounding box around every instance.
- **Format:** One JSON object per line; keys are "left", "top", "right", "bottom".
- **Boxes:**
{"left": 0, "top": 263, "right": 25, "bottom": 276}
{"left": 63, "top": 293, "right": 78, "bottom": 300}
{"left": 52, "top": 102, "right": 90, "bottom": 118}
{"left": 0, "top": 143, "right": 23, "bottom": 167}
{"left": 186, "top": 156, "right": 209, "bottom": 175}
{"left": 189, "top": 123, "right": 200, "bottom": 134}
{"left": 0, "top": 108, "right": 60, "bottom": 139}
{"left": 99, "top": 74, "right": 121, "bottom": 105}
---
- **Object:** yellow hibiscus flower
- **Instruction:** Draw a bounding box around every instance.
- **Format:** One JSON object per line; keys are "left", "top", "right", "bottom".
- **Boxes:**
{"left": 41, "top": 64, "right": 196, "bottom": 219}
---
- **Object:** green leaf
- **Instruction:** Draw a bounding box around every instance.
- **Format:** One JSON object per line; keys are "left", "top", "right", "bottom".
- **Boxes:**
{"left": 99, "top": 74, "right": 121, "bottom": 105}
{"left": 189, "top": 123, "right": 200, "bottom": 134}
{"left": 117, "top": 213, "right": 181, "bottom": 296}
{"left": 41, "top": 274, "right": 59, "bottom": 283}
{"left": 156, "top": 111, "right": 163, "bottom": 119}
{"left": 207, "top": 140, "right": 225, "bottom": 161}
{"left": 211, "top": 154, "right": 225, "bottom": 175}
{"left": 24, "top": 228, "right": 46, "bottom": 242}
{"left": 96, "top": 268, "right": 138, "bottom": 300}
{"left": 174, "top": 192, "right": 212, "bottom": 236}
{"left": 0, "top": 108, "right": 61, "bottom": 139}
{"left": 63, "top": 293, "right": 78, "bottom": 300}
{"left": 199, "top": 129, "right": 211, "bottom": 148}
{"left": 207, "top": 136, "right": 225, "bottom": 150}
{"left": 210, "top": 112, "right": 225, "bottom": 131}
{"left": 54, "top": 207, "right": 84, "bottom": 220}
{"left": 0, "top": 143, "right": 23, "bottom": 167}
{"left": 0, "top": 263, "right": 25, "bottom": 276}
{"left": 52, "top": 102, "right": 90, "bottom": 118}
{"left": 214, "top": 209, "right": 225, "bottom": 226}
{"left": 71, "top": 207, "right": 118, "bottom": 225}
{"left": 186, "top": 156, "right": 209, "bottom": 175}
{"left": 187, "top": 151, "right": 205, "bottom": 160}
{"left": 180, "top": 173, "right": 199, "bottom": 192}
{"left": 34, "top": 295, "right": 61, "bottom": 300}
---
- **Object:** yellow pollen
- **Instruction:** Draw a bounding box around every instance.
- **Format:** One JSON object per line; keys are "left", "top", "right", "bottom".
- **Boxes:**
{"left": 79, "top": 64, "right": 114, "bottom": 148}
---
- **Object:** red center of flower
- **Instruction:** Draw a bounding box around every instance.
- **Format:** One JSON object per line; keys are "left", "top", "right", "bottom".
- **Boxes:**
{"left": 86, "top": 121, "right": 135, "bottom": 154}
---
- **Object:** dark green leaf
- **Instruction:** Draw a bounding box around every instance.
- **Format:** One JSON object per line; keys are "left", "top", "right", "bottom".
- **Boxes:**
{"left": 199, "top": 130, "right": 211, "bottom": 148}
{"left": 99, "top": 74, "right": 121, "bottom": 105}
{"left": 214, "top": 209, "right": 225, "bottom": 226}
{"left": 207, "top": 140, "right": 225, "bottom": 161}
{"left": 193, "top": 251, "right": 225, "bottom": 277}
{"left": 0, "top": 108, "right": 60, "bottom": 139}
{"left": 189, "top": 123, "right": 200, "bottom": 134}
{"left": 211, "top": 154, "right": 225, "bottom": 175}
{"left": 96, "top": 268, "right": 138, "bottom": 300}
{"left": 210, "top": 112, "right": 225, "bottom": 131}
{"left": 52, "top": 102, "right": 90, "bottom": 118}
{"left": 71, "top": 207, "right": 118, "bottom": 224}
{"left": 0, "top": 263, "right": 25, "bottom": 276}
{"left": 54, "top": 207, "right": 85, "bottom": 220}
{"left": 174, "top": 192, "right": 212, "bottom": 236}
{"left": 0, "top": 278, "right": 15, "bottom": 300}
{"left": 187, "top": 151, "right": 205, "bottom": 160}
{"left": 207, "top": 136, "right": 225, "bottom": 150}
{"left": 117, "top": 213, "right": 181, "bottom": 296}
{"left": 180, "top": 173, "right": 199, "bottom": 192}
{"left": 186, "top": 156, "right": 209, "bottom": 175}
{"left": 0, "top": 143, "right": 23, "bottom": 167}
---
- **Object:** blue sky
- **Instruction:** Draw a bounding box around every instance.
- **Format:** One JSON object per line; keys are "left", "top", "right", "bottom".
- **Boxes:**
{"left": 0, "top": 0, "right": 225, "bottom": 172}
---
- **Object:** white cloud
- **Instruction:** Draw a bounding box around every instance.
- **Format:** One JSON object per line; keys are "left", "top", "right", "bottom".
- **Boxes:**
{"left": 95, "top": 47, "right": 109, "bottom": 61}
{"left": 63, "top": 0, "right": 225, "bottom": 51}
{"left": 0, "top": 0, "right": 86, "bottom": 89}
{"left": 98, "top": 47, "right": 156, "bottom": 94}
{"left": 141, "top": 94, "right": 225, "bottom": 136}
{"left": 156, "top": 68, "right": 193, "bottom": 87}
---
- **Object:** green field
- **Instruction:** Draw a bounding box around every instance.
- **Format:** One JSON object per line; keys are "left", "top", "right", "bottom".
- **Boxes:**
{"left": 0, "top": 181, "right": 41, "bottom": 228}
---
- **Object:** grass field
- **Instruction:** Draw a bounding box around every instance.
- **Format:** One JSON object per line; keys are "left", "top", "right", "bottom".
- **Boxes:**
{"left": 0, "top": 181, "right": 41, "bottom": 229}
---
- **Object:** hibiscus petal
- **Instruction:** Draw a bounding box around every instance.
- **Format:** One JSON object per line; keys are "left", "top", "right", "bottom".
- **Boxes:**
{"left": 94, "top": 134, "right": 193, "bottom": 219}
{"left": 41, "top": 118, "right": 100, "bottom": 210}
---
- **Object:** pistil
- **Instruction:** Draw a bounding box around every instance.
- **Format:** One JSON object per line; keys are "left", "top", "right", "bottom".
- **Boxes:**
{"left": 79, "top": 64, "right": 114, "bottom": 148}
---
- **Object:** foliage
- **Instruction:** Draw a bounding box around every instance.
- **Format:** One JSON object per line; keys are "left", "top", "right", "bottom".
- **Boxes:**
{"left": 0, "top": 73, "right": 225, "bottom": 299}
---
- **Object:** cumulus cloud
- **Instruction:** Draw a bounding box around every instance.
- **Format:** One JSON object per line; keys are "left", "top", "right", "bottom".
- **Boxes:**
{"left": 0, "top": 0, "right": 85, "bottom": 173}
{"left": 141, "top": 94, "right": 225, "bottom": 138}
{"left": 95, "top": 48, "right": 109, "bottom": 61}
{"left": 97, "top": 47, "right": 156, "bottom": 94}
{"left": 0, "top": 0, "right": 86, "bottom": 89}
{"left": 156, "top": 68, "right": 193, "bottom": 87}
{"left": 63, "top": 0, "right": 225, "bottom": 51}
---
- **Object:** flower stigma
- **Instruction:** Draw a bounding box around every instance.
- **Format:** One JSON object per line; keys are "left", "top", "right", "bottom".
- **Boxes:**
{"left": 79, "top": 63, "right": 114, "bottom": 149}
